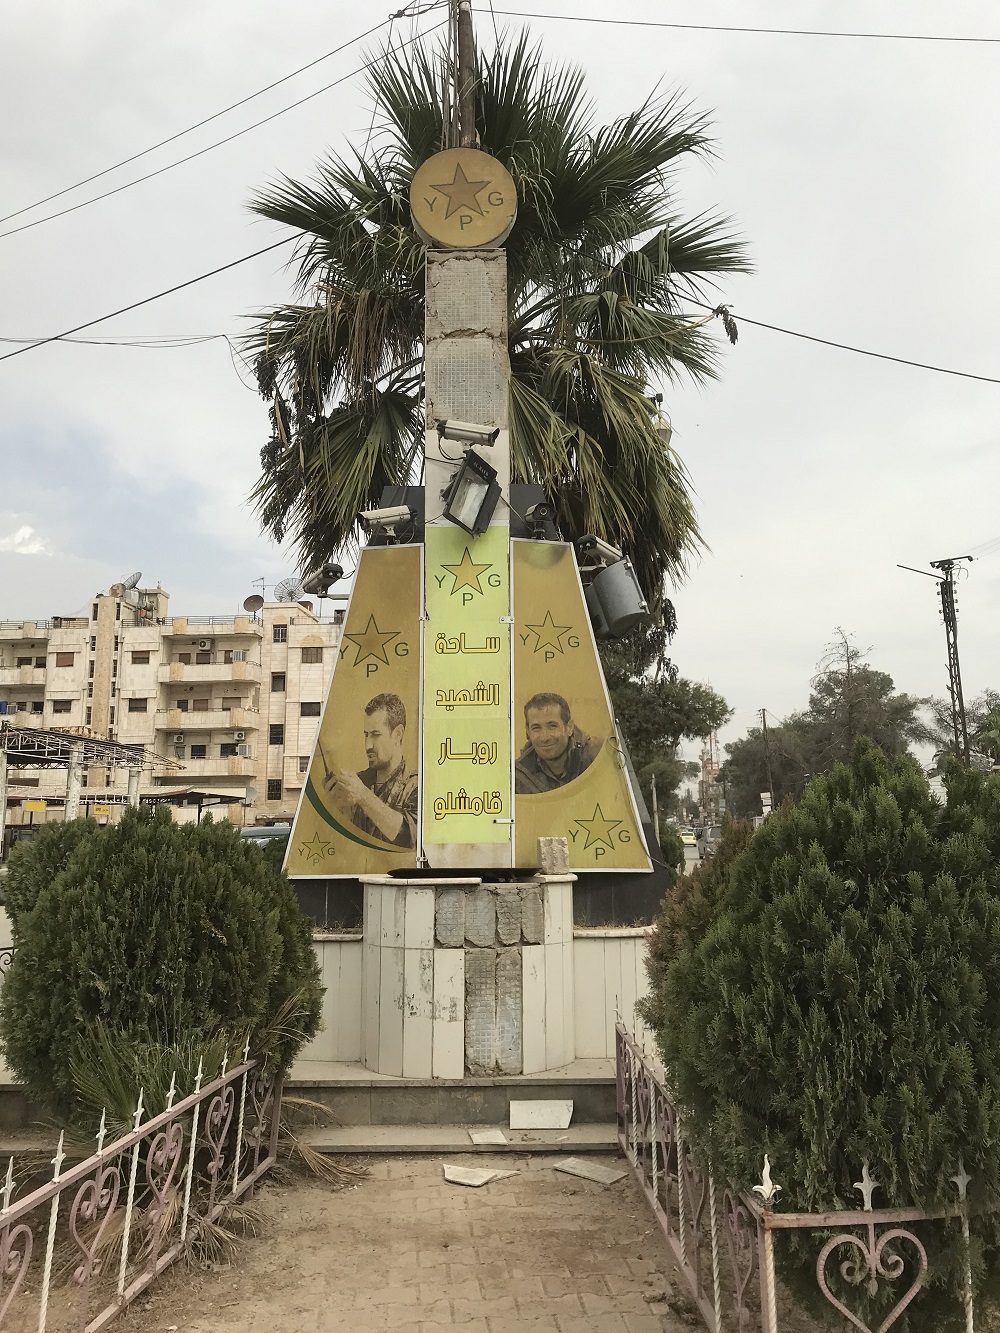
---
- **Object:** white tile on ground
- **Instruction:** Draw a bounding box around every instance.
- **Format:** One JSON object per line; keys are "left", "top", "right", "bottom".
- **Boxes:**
{"left": 469, "top": 1128, "right": 508, "bottom": 1145}
{"left": 509, "top": 1099, "right": 573, "bottom": 1130}
{"left": 443, "top": 1163, "right": 519, "bottom": 1187}
{"left": 553, "top": 1156, "right": 627, "bottom": 1185}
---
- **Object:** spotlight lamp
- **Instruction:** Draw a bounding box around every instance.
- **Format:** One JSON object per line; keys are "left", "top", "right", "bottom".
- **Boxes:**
{"left": 441, "top": 450, "right": 501, "bottom": 536}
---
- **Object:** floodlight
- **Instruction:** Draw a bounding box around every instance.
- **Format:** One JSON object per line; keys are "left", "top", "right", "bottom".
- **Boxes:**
{"left": 441, "top": 451, "right": 501, "bottom": 536}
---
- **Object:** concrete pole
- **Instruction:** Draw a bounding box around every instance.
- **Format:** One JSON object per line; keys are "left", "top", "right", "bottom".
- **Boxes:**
{"left": 127, "top": 765, "right": 141, "bottom": 808}
{"left": 65, "top": 742, "right": 83, "bottom": 821}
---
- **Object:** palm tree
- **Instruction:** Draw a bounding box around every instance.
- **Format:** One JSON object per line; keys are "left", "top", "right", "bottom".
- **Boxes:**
{"left": 246, "top": 31, "right": 749, "bottom": 607}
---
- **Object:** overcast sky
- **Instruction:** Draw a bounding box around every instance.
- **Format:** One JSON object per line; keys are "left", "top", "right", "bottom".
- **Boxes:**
{"left": 1, "top": 0, "right": 998, "bottom": 756}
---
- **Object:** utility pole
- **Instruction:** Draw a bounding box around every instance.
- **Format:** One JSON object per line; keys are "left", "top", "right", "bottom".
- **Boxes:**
{"left": 931, "top": 556, "right": 973, "bottom": 765}
{"left": 456, "top": 0, "right": 478, "bottom": 147}
{"left": 760, "top": 708, "right": 775, "bottom": 813}
{"left": 650, "top": 771, "right": 660, "bottom": 849}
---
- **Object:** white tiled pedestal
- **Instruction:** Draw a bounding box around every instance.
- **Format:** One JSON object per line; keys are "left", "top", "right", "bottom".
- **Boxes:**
{"left": 358, "top": 874, "right": 575, "bottom": 1079}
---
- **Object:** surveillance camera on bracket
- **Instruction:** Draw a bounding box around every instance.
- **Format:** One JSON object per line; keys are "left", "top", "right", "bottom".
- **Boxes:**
{"left": 359, "top": 505, "right": 415, "bottom": 542}
{"left": 301, "top": 563, "right": 345, "bottom": 595}
{"left": 524, "top": 501, "right": 555, "bottom": 538}
{"left": 575, "top": 533, "right": 624, "bottom": 567}
{"left": 436, "top": 419, "right": 500, "bottom": 447}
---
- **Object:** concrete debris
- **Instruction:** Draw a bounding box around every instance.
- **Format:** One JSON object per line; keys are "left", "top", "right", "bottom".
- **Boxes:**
{"left": 553, "top": 1156, "right": 627, "bottom": 1186}
{"left": 442, "top": 1163, "right": 519, "bottom": 1187}
{"left": 509, "top": 1099, "right": 573, "bottom": 1130}
{"left": 469, "top": 1128, "right": 508, "bottom": 1145}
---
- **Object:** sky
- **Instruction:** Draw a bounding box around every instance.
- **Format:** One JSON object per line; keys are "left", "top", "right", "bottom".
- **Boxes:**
{"left": 1, "top": 0, "right": 998, "bottom": 757}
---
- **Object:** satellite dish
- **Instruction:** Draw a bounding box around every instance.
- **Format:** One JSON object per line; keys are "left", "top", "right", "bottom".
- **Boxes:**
{"left": 109, "top": 583, "right": 126, "bottom": 598}
{"left": 274, "top": 577, "right": 305, "bottom": 602}
{"left": 243, "top": 594, "right": 265, "bottom": 613}
{"left": 123, "top": 588, "right": 141, "bottom": 608}
{"left": 122, "top": 571, "right": 142, "bottom": 589}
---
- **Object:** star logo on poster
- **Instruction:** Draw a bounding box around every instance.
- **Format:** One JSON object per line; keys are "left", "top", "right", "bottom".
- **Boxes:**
{"left": 431, "top": 161, "right": 491, "bottom": 219}
{"left": 573, "top": 804, "right": 622, "bottom": 852}
{"left": 300, "top": 831, "right": 332, "bottom": 864}
{"left": 344, "top": 614, "right": 400, "bottom": 667}
{"left": 525, "top": 610, "right": 573, "bottom": 654}
{"left": 441, "top": 547, "right": 492, "bottom": 595}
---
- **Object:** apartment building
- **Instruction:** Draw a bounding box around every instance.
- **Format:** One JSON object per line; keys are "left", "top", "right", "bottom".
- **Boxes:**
{"left": 0, "top": 583, "right": 341, "bottom": 826}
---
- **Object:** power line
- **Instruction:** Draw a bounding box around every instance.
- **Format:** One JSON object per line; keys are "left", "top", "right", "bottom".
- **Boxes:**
{"left": 690, "top": 301, "right": 1000, "bottom": 386}
{"left": 0, "top": 16, "right": 396, "bottom": 228}
{"left": 0, "top": 16, "right": 448, "bottom": 243}
{"left": 491, "top": 9, "right": 1000, "bottom": 44}
{"left": 0, "top": 237, "right": 295, "bottom": 365}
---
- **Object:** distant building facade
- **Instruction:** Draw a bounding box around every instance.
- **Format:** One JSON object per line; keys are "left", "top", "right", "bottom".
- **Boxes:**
{"left": 0, "top": 583, "right": 342, "bottom": 827}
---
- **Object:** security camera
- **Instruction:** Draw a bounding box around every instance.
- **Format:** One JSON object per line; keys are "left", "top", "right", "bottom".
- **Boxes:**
{"left": 576, "top": 534, "right": 623, "bottom": 566}
{"left": 436, "top": 419, "right": 500, "bottom": 447}
{"left": 359, "top": 505, "right": 415, "bottom": 541}
{"left": 301, "top": 563, "right": 345, "bottom": 595}
{"left": 525, "top": 501, "right": 555, "bottom": 537}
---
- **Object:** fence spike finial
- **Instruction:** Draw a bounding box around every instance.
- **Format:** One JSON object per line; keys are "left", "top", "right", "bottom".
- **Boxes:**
{"left": 752, "top": 1154, "right": 781, "bottom": 1207}
{"left": 166, "top": 1071, "right": 177, "bottom": 1110}
{"left": 243, "top": 1035, "right": 252, "bottom": 1063}
{"left": 51, "top": 1130, "right": 66, "bottom": 1181}
{"left": 221, "top": 1049, "right": 230, "bottom": 1078}
{"left": 96, "top": 1108, "right": 108, "bottom": 1156}
{"left": 952, "top": 1156, "right": 972, "bottom": 1203}
{"left": 132, "top": 1088, "right": 145, "bottom": 1131}
{"left": 854, "top": 1161, "right": 879, "bottom": 1211}
{"left": 194, "top": 1057, "right": 204, "bottom": 1093}
{"left": 1, "top": 1155, "right": 13, "bottom": 1213}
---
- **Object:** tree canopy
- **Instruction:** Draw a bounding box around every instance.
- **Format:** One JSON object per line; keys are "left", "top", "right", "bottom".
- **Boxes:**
{"left": 246, "top": 31, "right": 749, "bottom": 606}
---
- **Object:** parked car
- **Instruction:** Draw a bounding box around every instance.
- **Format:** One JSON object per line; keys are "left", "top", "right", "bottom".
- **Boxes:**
{"left": 679, "top": 829, "right": 697, "bottom": 848}
{"left": 697, "top": 824, "right": 723, "bottom": 859}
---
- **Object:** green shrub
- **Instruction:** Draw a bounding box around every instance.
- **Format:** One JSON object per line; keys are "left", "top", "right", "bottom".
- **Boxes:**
{"left": 2, "top": 818, "right": 100, "bottom": 928}
{"left": 649, "top": 741, "right": 1000, "bottom": 1330}
{"left": 0, "top": 806, "right": 322, "bottom": 1124}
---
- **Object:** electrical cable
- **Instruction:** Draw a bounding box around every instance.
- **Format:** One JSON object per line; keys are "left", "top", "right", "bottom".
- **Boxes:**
{"left": 689, "top": 300, "right": 1000, "bottom": 386}
{"left": 0, "top": 15, "right": 448, "bottom": 243}
{"left": 491, "top": 10, "right": 1000, "bottom": 44}
{"left": 0, "top": 14, "right": 404, "bottom": 228}
{"left": 0, "top": 237, "right": 296, "bottom": 365}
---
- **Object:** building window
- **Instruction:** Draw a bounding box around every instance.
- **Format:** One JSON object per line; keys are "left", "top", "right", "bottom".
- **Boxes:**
{"left": 112, "top": 660, "right": 118, "bottom": 677}
{"left": 88, "top": 660, "right": 95, "bottom": 678}
{"left": 190, "top": 744, "right": 207, "bottom": 759}
{"left": 267, "top": 779, "right": 282, "bottom": 802}
{"left": 271, "top": 672, "right": 285, "bottom": 692}
{"left": 114, "top": 636, "right": 119, "bottom": 651}
{"left": 85, "top": 707, "right": 92, "bottom": 726}
{"left": 192, "top": 698, "right": 209, "bottom": 712}
{"left": 109, "top": 707, "right": 115, "bottom": 725}
{"left": 176, "top": 698, "right": 189, "bottom": 712}
{"left": 195, "top": 651, "right": 211, "bottom": 665}
{"left": 31, "top": 701, "right": 43, "bottom": 714}
{"left": 55, "top": 652, "right": 75, "bottom": 667}
{"left": 16, "top": 656, "right": 31, "bottom": 667}
{"left": 220, "top": 742, "right": 238, "bottom": 758}
{"left": 52, "top": 700, "right": 72, "bottom": 714}
{"left": 86, "top": 683, "right": 93, "bottom": 699}
{"left": 222, "top": 696, "right": 240, "bottom": 709}
{"left": 300, "top": 702, "right": 321, "bottom": 717}
{"left": 131, "top": 650, "right": 150, "bottom": 664}
{"left": 127, "top": 698, "right": 148, "bottom": 713}
{"left": 80, "top": 771, "right": 88, "bottom": 788}
{"left": 92, "top": 604, "right": 99, "bottom": 621}
{"left": 90, "top": 636, "right": 96, "bottom": 651}
{"left": 272, "top": 624, "right": 287, "bottom": 644}
{"left": 301, "top": 646, "right": 323, "bottom": 664}
{"left": 115, "top": 603, "right": 121, "bottom": 621}
{"left": 298, "top": 755, "right": 310, "bottom": 773}
{"left": 269, "top": 724, "right": 285, "bottom": 745}
{"left": 34, "top": 656, "right": 45, "bottom": 668}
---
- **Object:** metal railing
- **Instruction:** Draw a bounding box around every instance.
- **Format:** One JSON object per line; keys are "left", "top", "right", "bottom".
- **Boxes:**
{"left": 0, "top": 1053, "right": 282, "bottom": 1331}
{"left": 616, "top": 1024, "right": 983, "bottom": 1333}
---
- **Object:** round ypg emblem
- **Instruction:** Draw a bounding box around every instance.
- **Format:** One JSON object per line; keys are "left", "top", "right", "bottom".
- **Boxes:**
{"left": 410, "top": 147, "right": 517, "bottom": 249}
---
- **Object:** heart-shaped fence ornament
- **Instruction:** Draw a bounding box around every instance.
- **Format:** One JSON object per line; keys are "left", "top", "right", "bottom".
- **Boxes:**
{"left": 816, "top": 1227, "right": 928, "bottom": 1333}
{"left": 69, "top": 1163, "right": 121, "bottom": 1285}
{"left": 723, "top": 1190, "right": 757, "bottom": 1332}
{"left": 146, "top": 1122, "right": 184, "bottom": 1225}
{"left": 0, "top": 1222, "right": 33, "bottom": 1324}
{"left": 205, "top": 1084, "right": 236, "bottom": 1182}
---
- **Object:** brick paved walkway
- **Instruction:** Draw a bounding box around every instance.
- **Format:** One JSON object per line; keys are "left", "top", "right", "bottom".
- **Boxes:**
{"left": 149, "top": 1154, "right": 693, "bottom": 1333}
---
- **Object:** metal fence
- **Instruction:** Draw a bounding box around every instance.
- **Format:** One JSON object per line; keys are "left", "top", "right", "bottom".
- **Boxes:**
{"left": 616, "top": 1023, "right": 982, "bottom": 1333}
{"left": 0, "top": 1053, "right": 281, "bottom": 1331}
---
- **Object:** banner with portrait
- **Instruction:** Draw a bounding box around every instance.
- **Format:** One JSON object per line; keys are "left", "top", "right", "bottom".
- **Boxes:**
{"left": 285, "top": 545, "right": 421, "bottom": 878}
{"left": 511, "top": 540, "right": 650, "bottom": 872}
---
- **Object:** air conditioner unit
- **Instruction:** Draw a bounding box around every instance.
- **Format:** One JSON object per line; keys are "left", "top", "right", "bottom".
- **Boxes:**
{"left": 233, "top": 730, "right": 246, "bottom": 741}
{"left": 172, "top": 732, "right": 185, "bottom": 744}
{"left": 237, "top": 743, "right": 251, "bottom": 758}
{"left": 196, "top": 638, "right": 213, "bottom": 651}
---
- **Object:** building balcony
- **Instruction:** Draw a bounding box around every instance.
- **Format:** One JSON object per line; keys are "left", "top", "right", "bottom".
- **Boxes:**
{"left": 0, "top": 711, "right": 46, "bottom": 729}
{"left": 157, "top": 661, "right": 262, "bottom": 686}
{"left": 156, "top": 707, "right": 260, "bottom": 733}
{"left": 160, "top": 756, "right": 257, "bottom": 781}
{"left": 0, "top": 667, "right": 46, "bottom": 686}
{"left": 162, "top": 617, "right": 262, "bottom": 638}
{"left": 0, "top": 622, "right": 50, "bottom": 640}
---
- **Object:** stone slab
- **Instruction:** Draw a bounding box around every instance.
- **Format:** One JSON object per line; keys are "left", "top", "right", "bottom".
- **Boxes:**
{"left": 553, "top": 1156, "right": 628, "bottom": 1185}
{"left": 521, "top": 887, "right": 544, "bottom": 943}
{"left": 435, "top": 887, "right": 466, "bottom": 947}
{"left": 465, "top": 887, "right": 497, "bottom": 947}
{"left": 495, "top": 889, "right": 522, "bottom": 945}
{"left": 509, "top": 1099, "right": 574, "bottom": 1130}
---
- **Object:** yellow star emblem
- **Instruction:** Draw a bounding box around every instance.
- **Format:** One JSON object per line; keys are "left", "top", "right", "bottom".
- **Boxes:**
{"left": 344, "top": 613, "right": 400, "bottom": 667}
{"left": 525, "top": 610, "right": 573, "bottom": 654}
{"left": 431, "top": 161, "right": 491, "bottom": 219}
{"left": 441, "top": 546, "right": 492, "bottom": 596}
{"left": 300, "top": 831, "right": 331, "bottom": 865}
{"left": 573, "top": 804, "right": 622, "bottom": 852}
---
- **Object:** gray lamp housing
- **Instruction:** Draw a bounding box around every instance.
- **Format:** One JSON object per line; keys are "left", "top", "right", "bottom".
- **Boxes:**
{"left": 441, "top": 450, "right": 501, "bottom": 536}
{"left": 585, "top": 558, "right": 649, "bottom": 639}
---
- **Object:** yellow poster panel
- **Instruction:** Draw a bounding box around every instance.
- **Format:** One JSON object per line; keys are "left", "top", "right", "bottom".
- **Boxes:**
{"left": 512, "top": 540, "right": 650, "bottom": 872}
{"left": 285, "top": 546, "right": 421, "bottom": 878}
{"left": 422, "top": 525, "right": 511, "bottom": 845}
